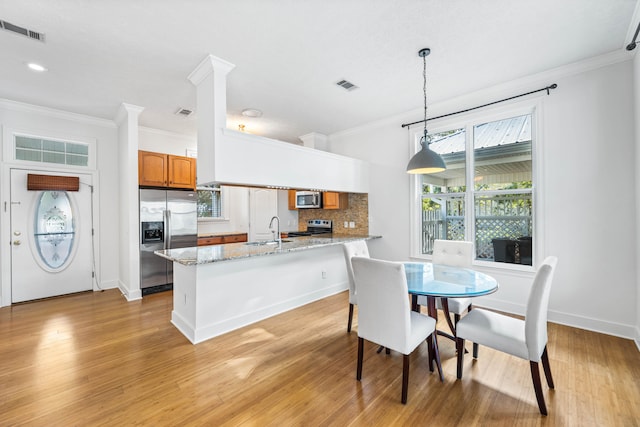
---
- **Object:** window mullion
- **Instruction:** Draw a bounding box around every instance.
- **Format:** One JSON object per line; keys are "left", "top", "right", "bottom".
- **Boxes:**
{"left": 465, "top": 123, "right": 475, "bottom": 244}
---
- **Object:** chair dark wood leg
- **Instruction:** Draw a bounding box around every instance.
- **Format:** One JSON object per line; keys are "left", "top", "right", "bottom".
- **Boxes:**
{"left": 356, "top": 337, "right": 364, "bottom": 381}
{"left": 411, "top": 295, "right": 419, "bottom": 312}
{"left": 426, "top": 333, "right": 434, "bottom": 372}
{"left": 401, "top": 354, "right": 410, "bottom": 404}
{"left": 432, "top": 332, "right": 444, "bottom": 382}
{"left": 456, "top": 337, "right": 465, "bottom": 379}
{"left": 385, "top": 347, "right": 390, "bottom": 355}
{"left": 530, "top": 361, "right": 548, "bottom": 415}
{"left": 347, "top": 303, "right": 354, "bottom": 333}
{"left": 541, "top": 346, "right": 555, "bottom": 389}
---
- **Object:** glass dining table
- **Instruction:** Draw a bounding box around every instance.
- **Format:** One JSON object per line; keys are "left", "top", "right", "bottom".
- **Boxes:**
{"left": 404, "top": 262, "right": 499, "bottom": 313}
{"left": 403, "top": 262, "right": 499, "bottom": 379}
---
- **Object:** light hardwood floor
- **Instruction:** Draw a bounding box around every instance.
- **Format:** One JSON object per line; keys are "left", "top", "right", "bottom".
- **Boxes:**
{"left": 0, "top": 289, "right": 638, "bottom": 426}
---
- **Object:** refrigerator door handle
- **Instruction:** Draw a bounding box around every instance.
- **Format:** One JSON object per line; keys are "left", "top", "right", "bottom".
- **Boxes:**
{"left": 164, "top": 210, "right": 172, "bottom": 250}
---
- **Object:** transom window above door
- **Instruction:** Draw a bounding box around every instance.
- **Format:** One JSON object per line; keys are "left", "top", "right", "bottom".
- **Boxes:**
{"left": 8, "top": 131, "right": 95, "bottom": 169}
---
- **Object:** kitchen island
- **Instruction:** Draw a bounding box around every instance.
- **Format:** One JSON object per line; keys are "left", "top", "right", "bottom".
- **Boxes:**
{"left": 156, "top": 235, "right": 380, "bottom": 344}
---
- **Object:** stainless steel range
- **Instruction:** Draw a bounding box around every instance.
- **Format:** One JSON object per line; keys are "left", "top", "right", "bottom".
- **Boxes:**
{"left": 287, "top": 219, "right": 332, "bottom": 237}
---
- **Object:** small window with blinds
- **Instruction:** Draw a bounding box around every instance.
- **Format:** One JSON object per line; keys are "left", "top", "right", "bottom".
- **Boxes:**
{"left": 197, "top": 185, "right": 223, "bottom": 219}
{"left": 15, "top": 135, "right": 89, "bottom": 167}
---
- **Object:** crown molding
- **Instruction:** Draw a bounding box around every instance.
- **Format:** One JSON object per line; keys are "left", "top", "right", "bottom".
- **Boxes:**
{"left": 0, "top": 98, "right": 117, "bottom": 128}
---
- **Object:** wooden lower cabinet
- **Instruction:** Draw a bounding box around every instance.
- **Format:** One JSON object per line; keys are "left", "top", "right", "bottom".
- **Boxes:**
{"left": 198, "top": 233, "right": 248, "bottom": 246}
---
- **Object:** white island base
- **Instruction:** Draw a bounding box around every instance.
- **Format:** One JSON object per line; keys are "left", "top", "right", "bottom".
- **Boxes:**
{"left": 170, "top": 244, "right": 348, "bottom": 344}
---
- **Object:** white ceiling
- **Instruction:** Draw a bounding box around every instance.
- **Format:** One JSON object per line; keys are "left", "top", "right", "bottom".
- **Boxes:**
{"left": 0, "top": 1, "right": 637, "bottom": 144}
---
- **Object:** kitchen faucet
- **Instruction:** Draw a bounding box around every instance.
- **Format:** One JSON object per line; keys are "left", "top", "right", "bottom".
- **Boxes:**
{"left": 269, "top": 215, "right": 281, "bottom": 244}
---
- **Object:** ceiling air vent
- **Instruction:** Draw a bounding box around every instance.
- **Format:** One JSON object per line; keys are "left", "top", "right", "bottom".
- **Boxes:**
{"left": 175, "top": 107, "right": 194, "bottom": 117}
{"left": 0, "top": 20, "right": 45, "bottom": 42}
{"left": 336, "top": 79, "right": 359, "bottom": 91}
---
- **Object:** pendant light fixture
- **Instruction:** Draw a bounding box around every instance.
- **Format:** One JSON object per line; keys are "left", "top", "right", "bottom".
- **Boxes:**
{"left": 406, "top": 48, "right": 446, "bottom": 174}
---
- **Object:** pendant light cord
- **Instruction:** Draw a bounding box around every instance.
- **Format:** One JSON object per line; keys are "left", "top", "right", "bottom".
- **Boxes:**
{"left": 402, "top": 83, "right": 558, "bottom": 129}
{"left": 422, "top": 52, "right": 428, "bottom": 147}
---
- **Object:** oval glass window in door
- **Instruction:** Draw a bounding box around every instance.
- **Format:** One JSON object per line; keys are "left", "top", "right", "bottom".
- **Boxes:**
{"left": 33, "top": 191, "right": 76, "bottom": 270}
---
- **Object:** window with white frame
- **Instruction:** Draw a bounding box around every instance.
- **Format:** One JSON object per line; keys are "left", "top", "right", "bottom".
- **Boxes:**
{"left": 197, "top": 185, "right": 224, "bottom": 219}
{"left": 415, "top": 111, "right": 534, "bottom": 266}
{"left": 14, "top": 134, "right": 89, "bottom": 167}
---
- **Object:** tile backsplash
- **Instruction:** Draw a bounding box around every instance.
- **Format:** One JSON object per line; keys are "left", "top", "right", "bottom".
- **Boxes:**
{"left": 298, "top": 193, "right": 368, "bottom": 236}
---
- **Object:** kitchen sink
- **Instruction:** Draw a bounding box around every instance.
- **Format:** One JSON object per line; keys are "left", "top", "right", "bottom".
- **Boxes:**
{"left": 245, "top": 240, "right": 292, "bottom": 246}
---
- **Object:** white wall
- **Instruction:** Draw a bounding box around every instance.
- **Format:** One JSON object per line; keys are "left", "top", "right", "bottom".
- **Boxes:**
{"left": 329, "top": 53, "right": 638, "bottom": 340}
{"left": 277, "top": 190, "right": 299, "bottom": 232}
{"left": 139, "top": 127, "right": 196, "bottom": 156}
{"left": 634, "top": 50, "right": 640, "bottom": 350}
{"left": 0, "top": 101, "right": 121, "bottom": 305}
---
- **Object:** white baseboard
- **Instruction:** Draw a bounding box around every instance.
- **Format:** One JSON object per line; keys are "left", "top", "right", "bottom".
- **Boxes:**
{"left": 176, "top": 282, "right": 347, "bottom": 345}
{"left": 477, "top": 295, "right": 638, "bottom": 343}
{"left": 118, "top": 281, "right": 142, "bottom": 301}
{"left": 95, "top": 279, "right": 119, "bottom": 291}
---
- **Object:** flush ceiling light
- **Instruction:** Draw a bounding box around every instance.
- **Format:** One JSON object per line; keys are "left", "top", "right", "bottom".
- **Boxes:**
{"left": 242, "top": 108, "right": 262, "bottom": 118}
{"left": 406, "top": 48, "right": 446, "bottom": 174}
{"left": 27, "top": 62, "right": 47, "bottom": 72}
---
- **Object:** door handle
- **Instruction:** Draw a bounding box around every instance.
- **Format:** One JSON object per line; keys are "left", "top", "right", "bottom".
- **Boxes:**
{"left": 165, "top": 210, "right": 172, "bottom": 249}
{"left": 13, "top": 240, "right": 21, "bottom": 246}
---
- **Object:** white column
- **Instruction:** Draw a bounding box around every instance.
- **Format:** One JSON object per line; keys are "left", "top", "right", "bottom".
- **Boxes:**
{"left": 115, "top": 103, "right": 144, "bottom": 300}
{"left": 187, "top": 55, "right": 235, "bottom": 186}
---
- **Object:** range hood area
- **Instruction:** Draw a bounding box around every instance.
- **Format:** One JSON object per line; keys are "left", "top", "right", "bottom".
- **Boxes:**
{"left": 187, "top": 55, "right": 369, "bottom": 193}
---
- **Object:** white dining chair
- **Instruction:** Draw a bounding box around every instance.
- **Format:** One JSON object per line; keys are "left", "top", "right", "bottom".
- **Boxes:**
{"left": 352, "top": 256, "right": 442, "bottom": 404}
{"left": 455, "top": 256, "right": 558, "bottom": 415}
{"left": 417, "top": 240, "right": 475, "bottom": 339}
{"left": 342, "top": 240, "right": 370, "bottom": 332}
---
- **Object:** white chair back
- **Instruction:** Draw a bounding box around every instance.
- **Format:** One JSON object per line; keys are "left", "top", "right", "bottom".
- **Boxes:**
{"left": 525, "top": 256, "right": 558, "bottom": 361}
{"left": 351, "top": 257, "right": 410, "bottom": 354}
{"left": 432, "top": 240, "right": 474, "bottom": 268}
{"left": 342, "top": 241, "right": 370, "bottom": 304}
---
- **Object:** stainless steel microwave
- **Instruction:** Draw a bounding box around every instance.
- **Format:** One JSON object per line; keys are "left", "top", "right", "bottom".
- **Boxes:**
{"left": 295, "top": 191, "right": 321, "bottom": 209}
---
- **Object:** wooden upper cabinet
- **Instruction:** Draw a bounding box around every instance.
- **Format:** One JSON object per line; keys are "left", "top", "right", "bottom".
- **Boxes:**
{"left": 139, "top": 150, "right": 168, "bottom": 187}
{"left": 323, "top": 192, "right": 348, "bottom": 210}
{"left": 168, "top": 155, "right": 196, "bottom": 189}
{"left": 139, "top": 150, "right": 196, "bottom": 190}
{"left": 288, "top": 190, "right": 298, "bottom": 210}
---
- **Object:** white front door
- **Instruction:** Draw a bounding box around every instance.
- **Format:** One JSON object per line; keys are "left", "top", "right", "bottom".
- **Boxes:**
{"left": 249, "top": 188, "right": 278, "bottom": 241}
{"left": 10, "top": 169, "right": 93, "bottom": 303}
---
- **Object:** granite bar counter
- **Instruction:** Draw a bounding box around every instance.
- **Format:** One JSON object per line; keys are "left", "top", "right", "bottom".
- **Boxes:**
{"left": 156, "top": 235, "right": 380, "bottom": 344}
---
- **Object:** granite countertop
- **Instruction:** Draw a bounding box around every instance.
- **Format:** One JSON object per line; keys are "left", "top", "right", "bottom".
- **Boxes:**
{"left": 155, "top": 235, "right": 381, "bottom": 266}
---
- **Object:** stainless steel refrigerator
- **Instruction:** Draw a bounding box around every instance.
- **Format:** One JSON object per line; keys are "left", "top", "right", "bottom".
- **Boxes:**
{"left": 139, "top": 189, "right": 197, "bottom": 294}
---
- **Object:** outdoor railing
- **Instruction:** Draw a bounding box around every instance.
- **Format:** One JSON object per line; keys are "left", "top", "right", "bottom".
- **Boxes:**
{"left": 421, "top": 193, "right": 532, "bottom": 261}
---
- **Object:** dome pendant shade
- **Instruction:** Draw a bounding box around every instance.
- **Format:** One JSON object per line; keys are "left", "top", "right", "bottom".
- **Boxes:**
{"left": 406, "top": 47, "right": 446, "bottom": 175}
{"left": 406, "top": 143, "right": 446, "bottom": 174}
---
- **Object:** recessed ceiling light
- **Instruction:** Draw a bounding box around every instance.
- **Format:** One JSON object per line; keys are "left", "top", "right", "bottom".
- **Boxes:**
{"left": 242, "top": 108, "right": 262, "bottom": 118}
{"left": 27, "top": 62, "right": 47, "bottom": 72}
